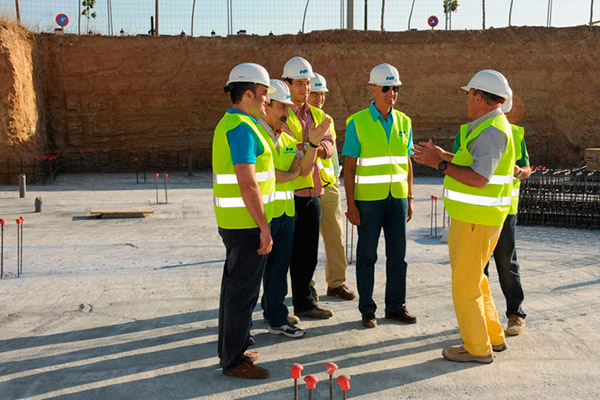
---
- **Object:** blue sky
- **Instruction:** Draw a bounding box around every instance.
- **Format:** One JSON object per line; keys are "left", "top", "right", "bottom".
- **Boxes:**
{"left": 1, "top": 1, "right": 598, "bottom": 36}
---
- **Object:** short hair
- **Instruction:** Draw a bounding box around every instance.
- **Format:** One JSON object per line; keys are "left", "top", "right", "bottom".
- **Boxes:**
{"left": 225, "top": 82, "right": 258, "bottom": 104}
{"left": 284, "top": 78, "right": 294, "bottom": 85}
{"left": 473, "top": 89, "right": 505, "bottom": 106}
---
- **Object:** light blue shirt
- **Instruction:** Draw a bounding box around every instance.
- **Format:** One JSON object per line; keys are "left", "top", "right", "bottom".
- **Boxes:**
{"left": 342, "top": 102, "right": 413, "bottom": 158}
{"left": 225, "top": 109, "right": 264, "bottom": 165}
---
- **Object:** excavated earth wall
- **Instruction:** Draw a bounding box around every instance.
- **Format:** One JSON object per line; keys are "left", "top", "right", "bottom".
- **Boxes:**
{"left": 1, "top": 24, "right": 599, "bottom": 182}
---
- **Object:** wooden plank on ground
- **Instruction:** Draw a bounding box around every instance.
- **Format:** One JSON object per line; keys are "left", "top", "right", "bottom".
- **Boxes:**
{"left": 90, "top": 208, "right": 154, "bottom": 219}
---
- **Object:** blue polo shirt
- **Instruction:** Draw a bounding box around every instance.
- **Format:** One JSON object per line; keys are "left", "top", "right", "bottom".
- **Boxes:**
{"left": 225, "top": 109, "right": 264, "bottom": 165}
{"left": 342, "top": 102, "right": 414, "bottom": 158}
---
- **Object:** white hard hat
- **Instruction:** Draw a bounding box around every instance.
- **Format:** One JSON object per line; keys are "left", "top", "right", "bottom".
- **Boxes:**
{"left": 461, "top": 69, "right": 511, "bottom": 100}
{"left": 282, "top": 56, "right": 315, "bottom": 80}
{"left": 226, "top": 63, "right": 275, "bottom": 93}
{"left": 268, "top": 79, "right": 294, "bottom": 105}
{"left": 501, "top": 86, "right": 513, "bottom": 113}
{"left": 310, "top": 73, "right": 329, "bottom": 93}
{"left": 369, "top": 63, "right": 402, "bottom": 86}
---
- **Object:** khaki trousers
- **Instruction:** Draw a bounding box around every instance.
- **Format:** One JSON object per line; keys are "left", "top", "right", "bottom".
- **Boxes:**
{"left": 318, "top": 181, "right": 347, "bottom": 288}
{"left": 448, "top": 218, "right": 506, "bottom": 356}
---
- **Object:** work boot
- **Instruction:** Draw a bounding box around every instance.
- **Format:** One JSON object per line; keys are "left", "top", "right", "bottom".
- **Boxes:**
{"left": 219, "top": 351, "right": 259, "bottom": 367}
{"left": 384, "top": 305, "right": 417, "bottom": 324}
{"left": 361, "top": 312, "right": 377, "bottom": 329}
{"left": 442, "top": 345, "right": 493, "bottom": 364}
{"left": 222, "top": 359, "right": 270, "bottom": 379}
{"left": 297, "top": 305, "right": 333, "bottom": 319}
{"left": 492, "top": 343, "right": 507, "bottom": 352}
{"left": 506, "top": 315, "right": 526, "bottom": 336}
{"left": 327, "top": 284, "right": 356, "bottom": 300}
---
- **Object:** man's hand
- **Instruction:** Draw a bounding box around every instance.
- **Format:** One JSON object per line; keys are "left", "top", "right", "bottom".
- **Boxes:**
{"left": 407, "top": 199, "right": 414, "bottom": 222}
{"left": 257, "top": 227, "right": 273, "bottom": 255}
{"left": 411, "top": 140, "right": 443, "bottom": 168}
{"left": 346, "top": 203, "right": 361, "bottom": 226}
{"left": 308, "top": 117, "right": 332, "bottom": 146}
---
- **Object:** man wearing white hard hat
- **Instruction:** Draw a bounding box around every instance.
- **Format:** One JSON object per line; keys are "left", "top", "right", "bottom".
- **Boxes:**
{"left": 307, "top": 72, "right": 356, "bottom": 301}
{"left": 446, "top": 89, "right": 532, "bottom": 337}
{"left": 281, "top": 56, "right": 335, "bottom": 319}
{"left": 255, "top": 79, "right": 329, "bottom": 338}
{"left": 343, "top": 63, "right": 416, "bottom": 329}
{"left": 412, "top": 69, "right": 517, "bottom": 363}
{"left": 213, "top": 62, "right": 275, "bottom": 379}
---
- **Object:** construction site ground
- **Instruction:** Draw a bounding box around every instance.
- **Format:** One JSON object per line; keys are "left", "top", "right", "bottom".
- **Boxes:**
{"left": 0, "top": 172, "right": 599, "bottom": 400}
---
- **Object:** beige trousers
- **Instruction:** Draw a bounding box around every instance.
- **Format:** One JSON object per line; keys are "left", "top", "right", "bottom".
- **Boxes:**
{"left": 317, "top": 181, "right": 348, "bottom": 288}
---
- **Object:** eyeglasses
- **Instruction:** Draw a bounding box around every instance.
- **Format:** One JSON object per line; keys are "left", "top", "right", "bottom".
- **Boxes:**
{"left": 381, "top": 86, "right": 400, "bottom": 93}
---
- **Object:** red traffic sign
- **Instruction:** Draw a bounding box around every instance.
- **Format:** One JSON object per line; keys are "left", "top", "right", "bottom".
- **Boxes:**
{"left": 428, "top": 15, "right": 439, "bottom": 28}
{"left": 56, "top": 14, "right": 69, "bottom": 27}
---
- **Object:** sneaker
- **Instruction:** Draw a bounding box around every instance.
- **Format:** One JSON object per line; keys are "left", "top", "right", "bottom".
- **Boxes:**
{"left": 223, "top": 359, "right": 270, "bottom": 379}
{"left": 384, "top": 305, "right": 417, "bottom": 324}
{"left": 442, "top": 345, "right": 493, "bottom": 364}
{"left": 492, "top": 343, "right": 507, "bottom": 352}
{"left": 362, "top": 312, "right": 377, "bottom": 329}
{"left": 309, "top": 284, "right": 319, "bottom": 302}
{"left": 327, "top": 284, "right": 356, "bottom": 300}
{"left": 264, "top": 315, "right": 300, "bottom": 326}
{"left": 296, "top": 305, "right": 334, "bottom": 319}
{"left": 506, "top": 315, "right": 526, "bottom": 336}
{"left": 269, "top": 324, "right": 306, "bottom": 338}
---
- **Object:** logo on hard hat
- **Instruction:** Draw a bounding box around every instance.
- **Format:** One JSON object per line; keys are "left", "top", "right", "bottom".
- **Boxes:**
{"left": 385, "top": 76, "right": 395, "bottom": 81}
{"left": 300, "top": 69, "right": 308, "bottom": 74}
{"left": 315, "top": 83, "right": 322, "bottom": 87}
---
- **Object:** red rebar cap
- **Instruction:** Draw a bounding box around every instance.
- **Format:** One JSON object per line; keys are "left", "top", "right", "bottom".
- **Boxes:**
{"left": 19, "top": 216, "right": 24, "bottom": 222}
{"left": 336, "top": 374, "right": 351, "bottom": 391}
{"left": 155, "top": 173, "right": 159, "bottom": 178}
{"left": 288, "top": 363, "right": 304, "bottom": 380}
{"left": 432, "top": 195, "right": 438, "bottom": 200}
{"left": 304, "top": 375, "right": 319, "bottom": 390}
{"left": 325, "top": 362, "right": 338, "bottom": 375}
{"left": 430, "top": 195, "right": 434, "bottom": 199}
{"left": 0, "top": 218, "right": 5, "bottom": 226}
{"left": 163, "top": 173, "right": 168, "bottom": 178}
{"left": 16, "top": 219, "right": 21, "bottom": 225}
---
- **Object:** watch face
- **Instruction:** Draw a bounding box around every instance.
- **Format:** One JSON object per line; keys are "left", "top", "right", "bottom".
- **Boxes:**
{"left": 438, "top": 161, "right": 447, "bottom": 171}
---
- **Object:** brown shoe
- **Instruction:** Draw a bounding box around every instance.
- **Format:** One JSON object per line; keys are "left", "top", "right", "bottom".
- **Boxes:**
{"left": 385, "top": 305, "right": 417, "bottom": 324}
{"left": 219, "top": 351, "right": 259, "bottom": 367}
{"left": 362, "top": 312, "right": 377, "bottom": 328}
{"left": 296, "top": 305, "right": 333, "bottom": 319}
{"left": 492, "top": 343, "right": 507, "bottom": 352}
{"left": 506, "top": 315, "right": 526, "bottom": 336}
{"left": 309, "top": 284, "right": 319, "bottom": 302}
{"left": 327, "top": 284, "right": 356, "bottom": 300}
{"left": 442, "top": 345, "right": 493, "bottom": 364}
{"left": 223, "top": 359, "right": 270, "bottom": 379}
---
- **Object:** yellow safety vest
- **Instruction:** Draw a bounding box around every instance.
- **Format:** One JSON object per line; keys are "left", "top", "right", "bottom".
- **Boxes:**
{"left": 257, "top": 124, "right": 297, "bottom": 218}
{"left": 509, "top": 124, "right": 525, "bottom": 215}
{"left": 286, "top": 104, "right": 334, "bottom": 190}
{"left": 346, "top": 108, "right": 411, "bottom": 201}
{"left": 212, "top": 112, "right": 275, "bottom": 229}
{"left": 317, "top": 113, "right": 337, "bottom": 186}
{"left": 443, "top": 114, "right": 516, "bottom": 226}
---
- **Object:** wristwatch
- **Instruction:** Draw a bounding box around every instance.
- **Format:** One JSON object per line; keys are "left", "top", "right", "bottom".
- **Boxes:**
{"left": 437, "top": 160, "right": 448, "bottom": 172}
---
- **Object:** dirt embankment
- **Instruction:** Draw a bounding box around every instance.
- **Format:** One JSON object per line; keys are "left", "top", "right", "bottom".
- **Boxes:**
{"left": 1, "top": 24, "right": 599, "bottom": 179}
{"left": 0, "top": 22, "right": 47, "bottom": 175}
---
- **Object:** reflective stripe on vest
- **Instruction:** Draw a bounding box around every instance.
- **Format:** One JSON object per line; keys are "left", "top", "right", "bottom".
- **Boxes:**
{"left": 347, "top": 108, "right": 411, "bottom": 201}
{"left": 443, "top": 114, "right": 515, "bottom": 226}
{"left": 212, "top": 112, "right": 275, "bottom": 229}
{"left": 275, "top": 190, "right": 295, "bottom": 201}
{"left": 509, "top": 124, "right": 526, "bottom": 215}
{"left": 317, "top": 114, "right": 337, "bottom": 187}
{"left": 286, "top": 104, "right": 327, "bottom": 190}
{"left": 512, "top": 188, "right": 520, "bottom": 197}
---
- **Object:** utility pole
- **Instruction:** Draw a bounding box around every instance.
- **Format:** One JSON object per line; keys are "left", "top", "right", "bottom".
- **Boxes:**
{"left": 78, "top": 0, "right": 81, "bottom": 35}
{"left": 347, "top": 0, "right": 354, "bottom": 29}
{"left": 591, "top": 0, "right": 595, "bottom": 25}
{"left": 380, "top": 0, "right": 385, "bottom": 31}
{"left": 155, "top": 0, "right": 159, "bottom": 36}
{"left": 191, "top": 0, "right": 197, "bottom": 36}
{"left": 408, "top": 0, "right": 416, "bottom": 30}
{"left": 482, "top": 0, "right": 486, "bottom": 30}
{"left": 509, "top": 0, "right": 514, "bottom": 27}
{"left": 14, "top": 0, "right": 21, "bottom": 26}
{"left": 364, "top": 0, "right": 368, "bottom": 30}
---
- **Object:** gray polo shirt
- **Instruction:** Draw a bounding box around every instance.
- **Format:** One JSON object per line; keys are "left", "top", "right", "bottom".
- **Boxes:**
{"left": 465, "top": 108, "right": 507, "bottom": 181}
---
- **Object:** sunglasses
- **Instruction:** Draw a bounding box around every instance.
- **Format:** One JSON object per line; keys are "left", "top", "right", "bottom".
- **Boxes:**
{"left": 381, "top": 86, "right": 400, "bottom": 93}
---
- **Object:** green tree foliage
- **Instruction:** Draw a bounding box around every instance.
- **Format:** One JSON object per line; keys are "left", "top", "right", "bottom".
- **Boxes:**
{"left": 82, "top": 0, "right": 97, "bottom": 32}
{"left": 443, "top": 0, "right": 459, "bottom": 13}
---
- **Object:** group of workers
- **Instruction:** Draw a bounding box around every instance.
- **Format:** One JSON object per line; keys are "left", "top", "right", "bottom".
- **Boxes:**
{"left": 212, "top": 56, "right": 530, "bottom": 379}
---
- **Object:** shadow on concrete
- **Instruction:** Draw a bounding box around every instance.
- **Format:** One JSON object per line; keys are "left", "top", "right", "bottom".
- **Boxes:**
{"left": 552, "top": 278, "right": 600, "bottom": 291}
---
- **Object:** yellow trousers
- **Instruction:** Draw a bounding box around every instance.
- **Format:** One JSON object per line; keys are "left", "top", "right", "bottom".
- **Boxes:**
{"left": 448, "top": 218, "right": 506, "bottom": 356}
{"left": 319, "top": 181, "right": 347, "bottom": 288}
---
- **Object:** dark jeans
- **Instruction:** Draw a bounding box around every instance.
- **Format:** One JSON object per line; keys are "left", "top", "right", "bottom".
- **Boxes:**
{"left": 218, "top": 227, "right": 268, "bottom": 371}
{"left": 355, "top": 195, "right": 408, "bottom": 315}
{"left": 484, "top": 214, "right": 526, "bottom": 319}
{"left": 261, "top": 215, "right": 295, "bottom": 327}
{"left": 290, "top": 195, "right": 321, "bottom": 313}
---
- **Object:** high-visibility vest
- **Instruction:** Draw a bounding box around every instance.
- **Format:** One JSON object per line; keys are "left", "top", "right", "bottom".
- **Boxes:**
{"left": 212, "top": 112, "right": 275, "bottom": 229}
{"left": 257, "top": 124, "right": 297, "bottom": 218}
{"left": 317, "top": 113, "right": 337, "bottom": 186}
{"left": 443, "top": 114, "right": 516, "bottom": 226}
{"left": 346, "top": 108, "right": 411, "bottom": 201}
{"left": 509, "top": 124, "right": 525, "bottom": 215}
{"left": 286, "top": 104, "right": 334, "bottom": 190}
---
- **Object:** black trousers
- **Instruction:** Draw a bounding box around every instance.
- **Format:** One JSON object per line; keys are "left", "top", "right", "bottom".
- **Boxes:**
{"left": 217, "top": 227, "right": 268, "bottom": 371}
{"left": 290, "top": 195, "right": 321, "bottom": 313}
